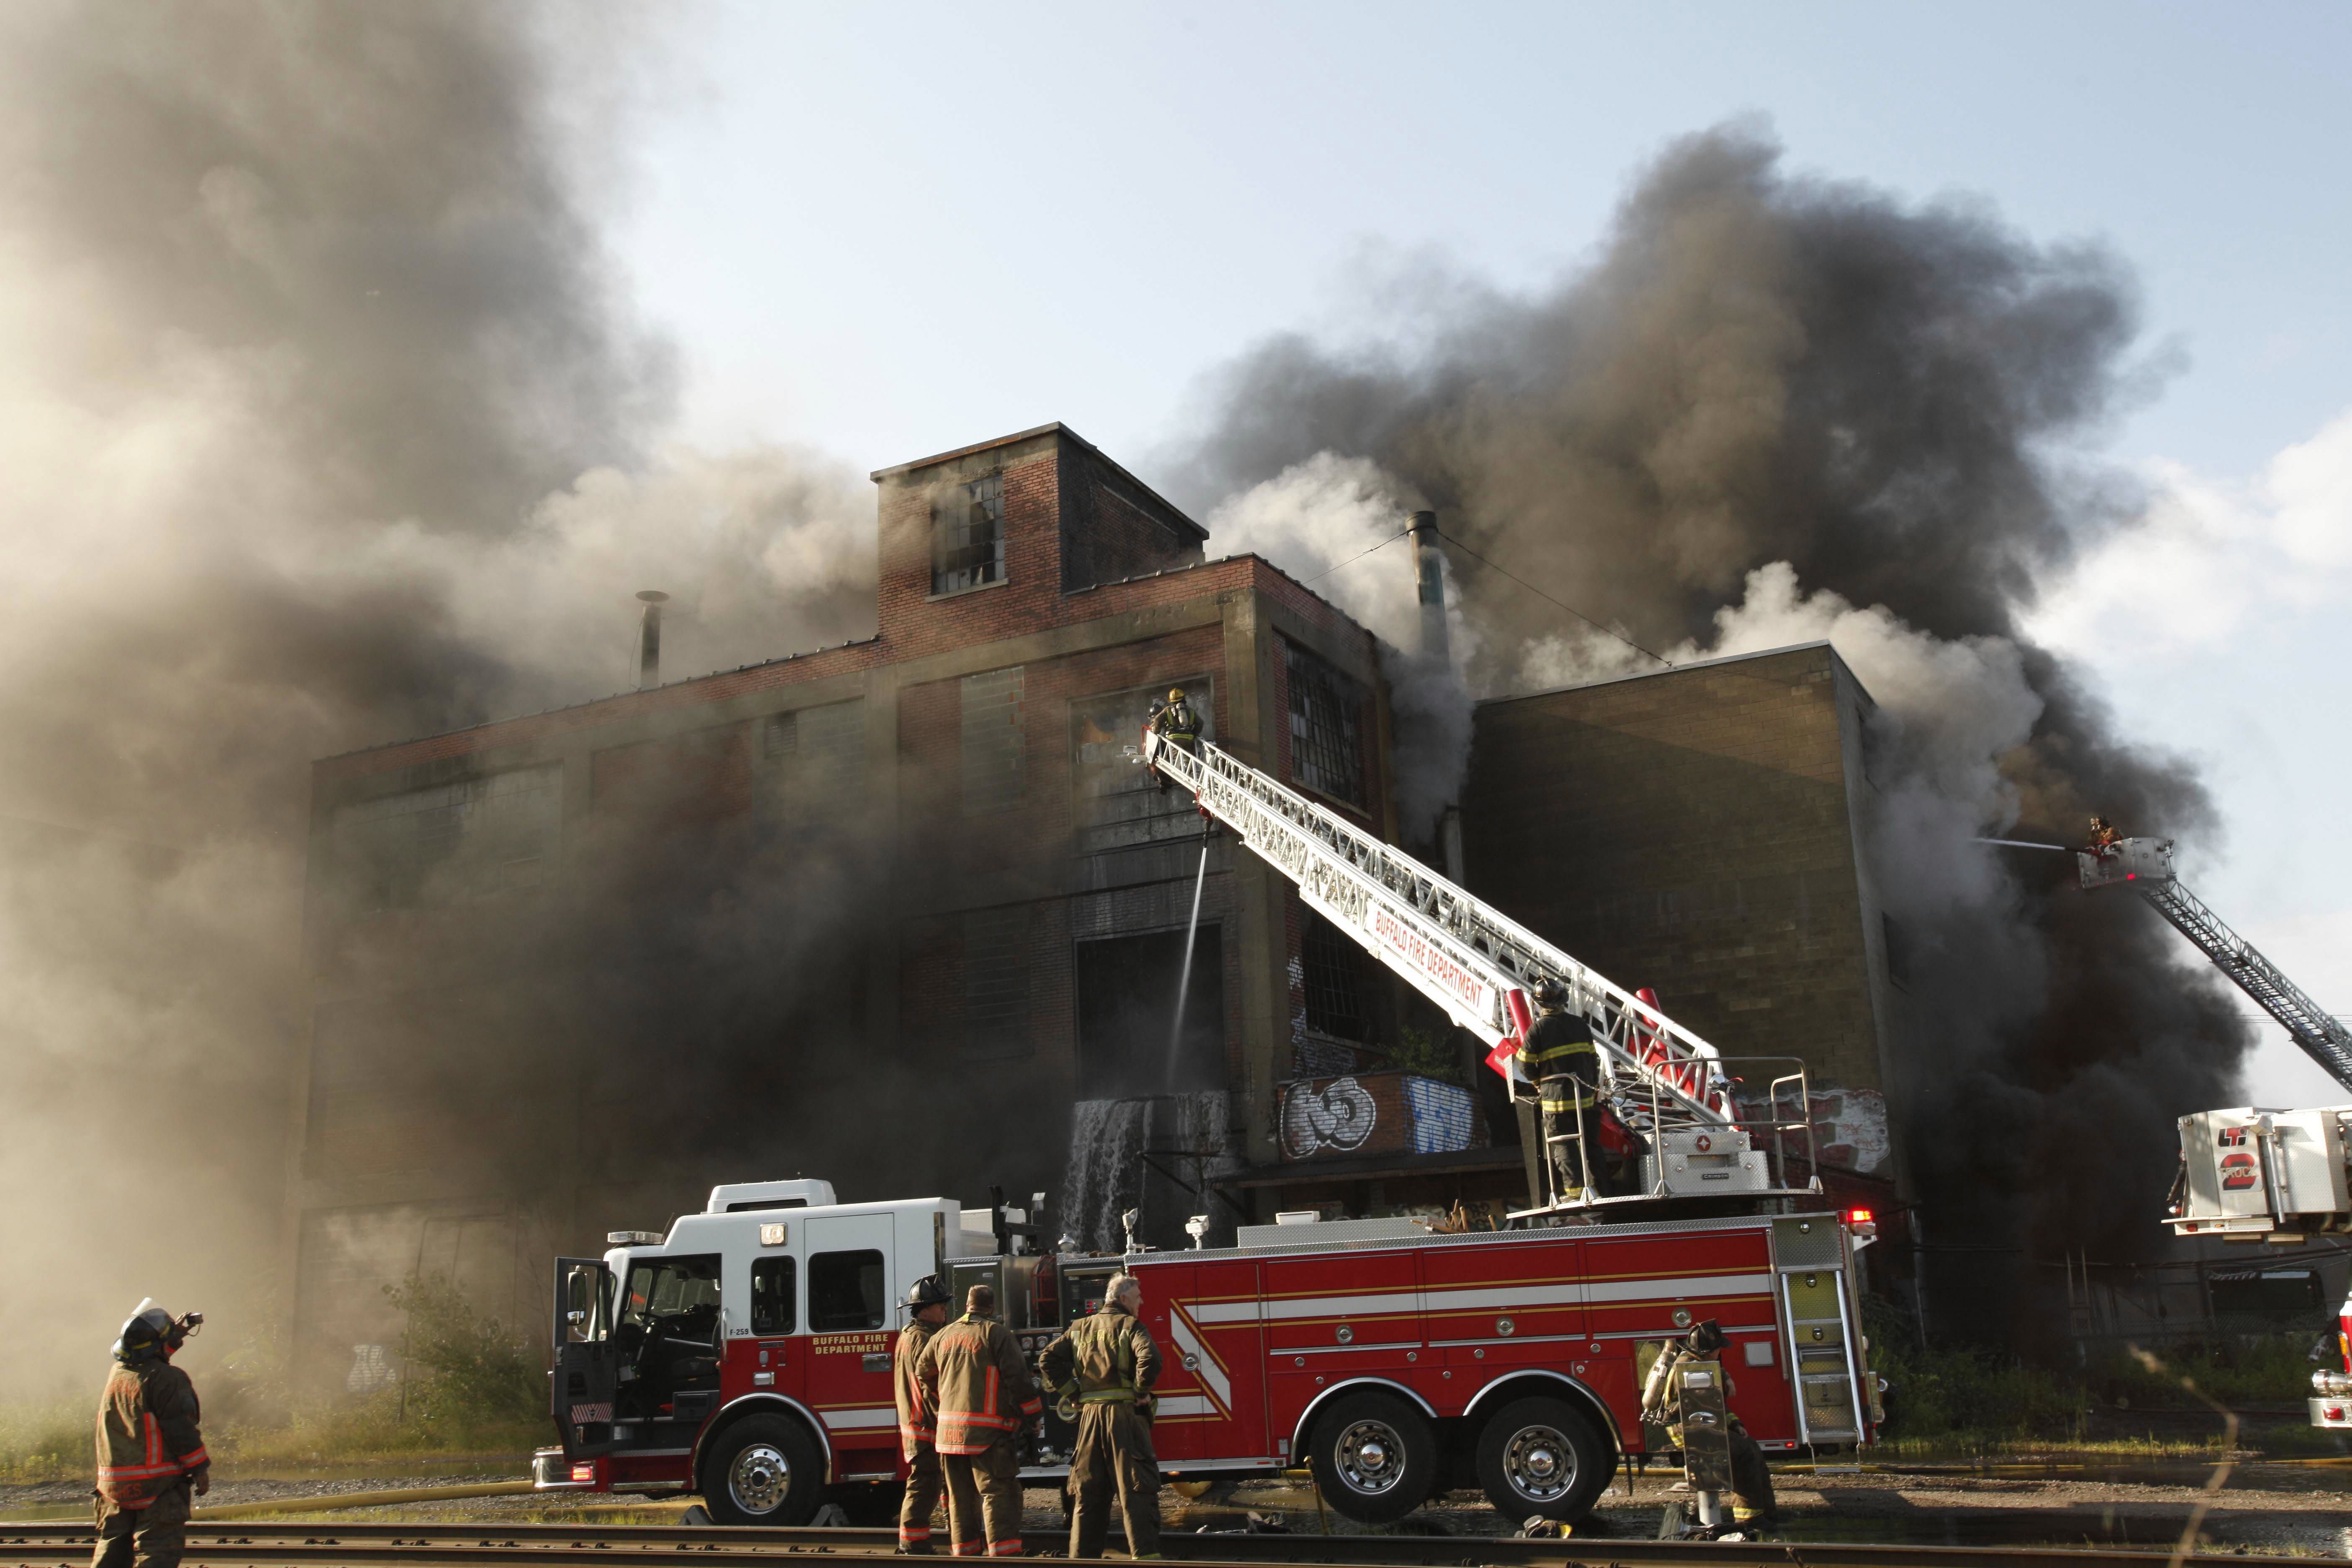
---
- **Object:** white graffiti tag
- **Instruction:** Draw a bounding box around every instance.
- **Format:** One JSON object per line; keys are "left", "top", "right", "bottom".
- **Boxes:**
{"left": 1281, "top": 1076, "right": 1378, "bottom": 1159}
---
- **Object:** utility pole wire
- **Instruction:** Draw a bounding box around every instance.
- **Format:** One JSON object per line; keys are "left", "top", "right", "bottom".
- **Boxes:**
{"left": 1435, "top": 529, "right": 1676, "bottom": 670}
{"left": 1297, "top": 527, "right": 1411, "bottom": 585}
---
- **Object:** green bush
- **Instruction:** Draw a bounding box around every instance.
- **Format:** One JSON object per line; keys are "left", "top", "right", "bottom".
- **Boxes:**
{"left": 0, "top": 1397, "right": 89, "bottom": 1484}
{"left": 380, "top": 1273, "right": 546, "bottom": 1435}
{"left": 1380, "top": 1025, "right": 1466, "bottom": 1086}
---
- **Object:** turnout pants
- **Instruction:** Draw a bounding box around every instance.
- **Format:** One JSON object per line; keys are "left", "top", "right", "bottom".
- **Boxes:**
{"left": 93, "top": 1485, "right": 189, "bottom": 1568}
{"left": 898, "top": 1446, "right": 945, "bottom": 1553}
{"left": 941, "top": 1438, "right": 1024, "bottom": 1557}
{"left": 1538, "top": 1076, "right": 1609, "bottom": 1198}
{"left": 1668, "top": 1421, "right": 1776, "bottom": 1524}
{"left": 1067, "top": 1402, "right": 1160, "bottom": 1560}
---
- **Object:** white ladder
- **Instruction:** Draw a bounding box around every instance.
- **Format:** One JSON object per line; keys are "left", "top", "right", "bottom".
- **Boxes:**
{"left": 1144, "top": 733, "right": 1737, "bottom": 1131}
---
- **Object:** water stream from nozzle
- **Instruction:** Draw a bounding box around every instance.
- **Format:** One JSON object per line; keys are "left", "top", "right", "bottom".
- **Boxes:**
{"left": 1166, "top": 835, "right": 1211, "bottom": 1091}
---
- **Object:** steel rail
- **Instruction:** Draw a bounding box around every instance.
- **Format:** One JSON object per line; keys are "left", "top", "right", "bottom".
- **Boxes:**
{"left": 0, "top": 1519, "right": 2275, "bottom": 1568}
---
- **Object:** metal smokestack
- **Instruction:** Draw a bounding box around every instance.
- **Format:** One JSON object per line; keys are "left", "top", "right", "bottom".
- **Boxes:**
{"left": 1404, "top": 512, "right": 1466, "bottom": 881}
{"left": 636, "top": 590, "right": 669, "bottom": 689}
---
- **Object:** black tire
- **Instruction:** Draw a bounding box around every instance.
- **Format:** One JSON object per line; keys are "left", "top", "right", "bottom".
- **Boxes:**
{"left": 1473, "top": 1396, "right": 1612, "bottom": 1524}
{"left": 1305, "top": 1392, "right": 1437, "bottom": 1524}
{"left": 700, "top": 1414, "right": 825, "bottom": 1527}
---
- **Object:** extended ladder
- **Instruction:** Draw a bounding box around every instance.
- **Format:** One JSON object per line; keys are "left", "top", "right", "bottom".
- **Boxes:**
{"left": 1142, "top": 732, "right": 1739, "bottom": 1133}
{"left": 2080, "top": 838, "right": 2352, "bottom": 1092}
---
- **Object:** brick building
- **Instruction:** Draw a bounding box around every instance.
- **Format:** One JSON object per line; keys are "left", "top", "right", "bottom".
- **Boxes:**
{"left": 1461, "top": 642, "right": 1904, "bottom": 1193}
{"left": 287, "top": 423, "right": 1483, "bottom": 1385}
{"left": 286, "top": 425, "right": 1903, "bottom": 1387}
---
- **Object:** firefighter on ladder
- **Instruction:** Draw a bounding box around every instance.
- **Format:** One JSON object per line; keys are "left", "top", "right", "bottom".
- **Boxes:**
{"left": 92, "top": 1301, "right": 208, "bottom": 1568}
{"left": 1519, "top": 978, "right": 1614, "bottom": 1200}
{"left": 1039, "top": 1273, "right": 1163, "bottom": 1560}
{"left": 1641, "top": 1320, "right": 1776, "bottom": 1529}
{"left": 894, "top": 1276, "right": 955, "bottom": 1555}
{"left": 915, "top": 1284, "right": 1042, "bottom": 1558}
{"left": 1147, "top": 688, "right": 1201, "bottom": 793}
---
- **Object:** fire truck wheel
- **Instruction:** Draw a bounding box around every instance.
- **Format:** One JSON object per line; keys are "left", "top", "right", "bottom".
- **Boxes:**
{"left": 1305, "top": 1393, "right": 1437, "bottom": 1524}
{"left": 701, "top": 1415, "right": 824, "bottom": 1527}
{"left": 1473, "top": 1397, "right": 1610, "bottom": 1523}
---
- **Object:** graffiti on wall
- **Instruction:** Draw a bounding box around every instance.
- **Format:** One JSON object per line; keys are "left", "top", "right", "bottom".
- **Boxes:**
{"left": 1281, "top": 1076, "right": 1377, "bottom": 1158}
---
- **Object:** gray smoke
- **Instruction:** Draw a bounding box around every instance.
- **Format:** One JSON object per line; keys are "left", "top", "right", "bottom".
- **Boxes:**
{"left": 0, "top": 1, "right": 875, "bottom": 1392}
{"left": 1171, "top": 127, "right": 2249, "bottom": 1343}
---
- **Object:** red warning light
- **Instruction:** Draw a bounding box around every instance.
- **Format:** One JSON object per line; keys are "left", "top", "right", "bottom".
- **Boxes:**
{"left": 2125, "top": 873, "right": 2136, "bottom": 879}
{"left": 1841, "top": 1206, "right": 1878, "bottom": 1238}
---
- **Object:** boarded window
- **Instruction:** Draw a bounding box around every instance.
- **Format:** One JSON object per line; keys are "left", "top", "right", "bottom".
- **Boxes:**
{"left": 763, "top": 699, "right": 867, "bottom": 816}
{"left": 964, "top": 908, "right": 1031, "bottom": 1060}
{"left": 932, "top": 472, "right": 1006, "bottom": 595}
{"left": 335, "top": 764, "right": 562, "bottom": 910}
{"left": 1286, "top": 642, "right": 1365, "bottom": 807}
{"left": 1071, "top": 680, "right": 1212, "bottom": 855}
{"left": 961, "top": 667, "right": 1025, "bottom": 816}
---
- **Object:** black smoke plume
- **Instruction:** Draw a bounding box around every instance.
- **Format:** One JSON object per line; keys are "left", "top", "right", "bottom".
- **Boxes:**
{"left": 1173, "top": 128, "right": 2249, "bottom": 1345}
{"left": 0, "top": 0, "right": 878, "bottom": 1390}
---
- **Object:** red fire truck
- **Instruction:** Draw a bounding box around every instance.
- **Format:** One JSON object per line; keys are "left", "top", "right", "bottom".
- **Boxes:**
{"left": 533, "top": 1180, "right": 1879, "bottom": 1526}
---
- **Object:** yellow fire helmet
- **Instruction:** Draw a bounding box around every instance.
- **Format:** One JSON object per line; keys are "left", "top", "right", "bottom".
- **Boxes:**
{"left": 1168, "top": 687, "right": 1186, "bottom": 702}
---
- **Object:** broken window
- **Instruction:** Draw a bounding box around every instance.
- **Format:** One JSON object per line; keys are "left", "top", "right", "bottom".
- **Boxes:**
{"left": 932, "top": 472, "right": 1006, "bottom": 595}
{"left": 1300, "top": 906, "right": 1377, "bottom": 1044}
{"left": 1070, "top": 679, "right": 1211, "bottom": 855}
{"left": 962, "top": 666, "right": 1025, "bottom": 816}
{"left": 1285, "top": 641, "right": 1365, "bottom": 807}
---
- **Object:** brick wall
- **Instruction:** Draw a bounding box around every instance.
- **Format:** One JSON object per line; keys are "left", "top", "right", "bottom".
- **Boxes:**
{"left": 1462, "top": 643, "right": 1889, "bottom": 1095}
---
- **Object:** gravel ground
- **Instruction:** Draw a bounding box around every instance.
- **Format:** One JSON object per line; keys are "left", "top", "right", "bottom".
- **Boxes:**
{"left": 7, "top": 1457, "right": 2350, "bottom": 1557}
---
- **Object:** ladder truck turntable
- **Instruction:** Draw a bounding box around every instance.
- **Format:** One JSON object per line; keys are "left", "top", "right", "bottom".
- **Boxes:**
{"left": 534, "top": 736, "right": 1883, "bottom": 1525}
{"left": 2076, "top": 836, "right": 2352, "bottom": 1431}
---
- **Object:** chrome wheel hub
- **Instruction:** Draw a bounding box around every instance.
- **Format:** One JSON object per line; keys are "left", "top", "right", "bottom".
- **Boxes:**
{"left": 729, "top": 1443, "right": 791, "bottom": 1514}
{"left": 1334, "top": 1418, "right": 1407, "bottom": 1495}
{"left": 1503, "top": 1424, "right": 1575, "bottom": 1501}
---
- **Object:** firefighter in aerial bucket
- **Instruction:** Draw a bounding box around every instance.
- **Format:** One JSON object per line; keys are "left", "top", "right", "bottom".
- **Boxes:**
{"left": 1146, "top": 688, "right": 1201, "bottom": 793}
{"left": 894, "top": 1276, "right": 955, "bottom": 1554}
{"left": 1641, "top": 1319, "right": 1777, "bottom": 1530}
{"left": 1040, "top": 1272, "right": 1163, "bottom": 1560}
{"left": 1518, "top": 978, "right": 1617, "bottom": 1200}
{"left": 915, "top": 1284, "right": 1041, "bottom": 1558}
{"left": 91, "top": 1301, "right": 209, "bottom": 1568}
{"left": 2087, "top": 815, "right": 2123, "bottom": 853}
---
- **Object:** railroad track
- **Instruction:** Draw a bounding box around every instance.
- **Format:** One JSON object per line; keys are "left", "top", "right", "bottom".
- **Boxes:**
{"left": 0, "top": 1520, "right": 2267, "bottom": 1568}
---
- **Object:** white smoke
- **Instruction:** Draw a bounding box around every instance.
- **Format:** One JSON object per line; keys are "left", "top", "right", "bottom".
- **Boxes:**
{"left": 1206, "top": 452, "right": 1476, "bottom": 840}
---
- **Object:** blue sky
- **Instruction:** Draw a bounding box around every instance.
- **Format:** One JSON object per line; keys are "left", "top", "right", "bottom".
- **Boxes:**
{"left": 607, "top": 1, "right": 2352, "bottom": 1103}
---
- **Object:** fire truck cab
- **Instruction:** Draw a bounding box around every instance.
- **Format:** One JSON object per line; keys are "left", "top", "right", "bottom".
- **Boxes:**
{"left": 535, "top": 1181, "right": 1880, "bottom": 1527}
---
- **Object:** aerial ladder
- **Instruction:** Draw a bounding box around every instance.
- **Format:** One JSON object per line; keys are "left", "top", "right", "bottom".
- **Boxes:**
{"left": 2076, "top": 838, "right": 2352, "bottom": 1429}
{"left": 1140, "top": 731, "right": 1825, "bottom": 1214}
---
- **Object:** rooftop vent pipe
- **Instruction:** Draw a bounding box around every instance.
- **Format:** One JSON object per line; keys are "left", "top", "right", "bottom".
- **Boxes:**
{"left": 636, "top": 590, "right": 668, "bottom": 689}
{"left": 1404, "top": 512, "right": 1466, "bottom": 880}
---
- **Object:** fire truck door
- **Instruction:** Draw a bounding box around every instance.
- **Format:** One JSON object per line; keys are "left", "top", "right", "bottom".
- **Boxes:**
{"left": 1147, "top": 1261, "right": 1265, "bottom": 1462}
{"left": 552, "top": 1258, "right": 617, "bottom": 1456}
{"left": 802, "top": 1214, "right": 899, "bottom": 1460}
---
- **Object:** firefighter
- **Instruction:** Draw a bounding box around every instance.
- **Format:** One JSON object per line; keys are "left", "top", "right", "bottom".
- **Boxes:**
{"left": 1039, "top": 1273, "right": 1162, "bottom": 1560}
{"left": 92, "top": 1301, "right": 209, "bottom": 1568}
{"left": 1518, "top": 978, "right": 1614, "bottom": 1200}
{"left": 2088, "top": 815, "right": 2122, "bottom": 852}
{"left": 1640, "top": 1319, "right": 1776, "bottom": 1529}
{"left": 914, "top": 1284, "right": 1041, "bottom": 1558}
{"left": 895, "top": 1276, "right": 955, "bottom": 1555}
{"left": 1147, "top": 688, "right": 1201, "bottom": 793}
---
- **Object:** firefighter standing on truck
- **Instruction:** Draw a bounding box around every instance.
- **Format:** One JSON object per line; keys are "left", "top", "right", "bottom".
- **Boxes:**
{"left": 914, "top": 1284, "right": 1041, "bottom": 1558}
{"left": 1519, "top": 978, "right": 1613, "bottom": 1199}
{"left": 92, "top": 1301, "right": 208, "bottom": 1568}
{"left": 1039, "top": 1273, "right": 1162, "bottom": 1560}
{"left": 1641, "top": 1320, "right": 1776, "bottom": 1528}
{"left": 893, "top": 1276, "right": 955, "bottom": 1555}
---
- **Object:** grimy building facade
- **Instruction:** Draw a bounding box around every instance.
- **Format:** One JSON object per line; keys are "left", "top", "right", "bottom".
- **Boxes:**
{"left": 287, "top": 424, "right": 1901, "bottom": 1387}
